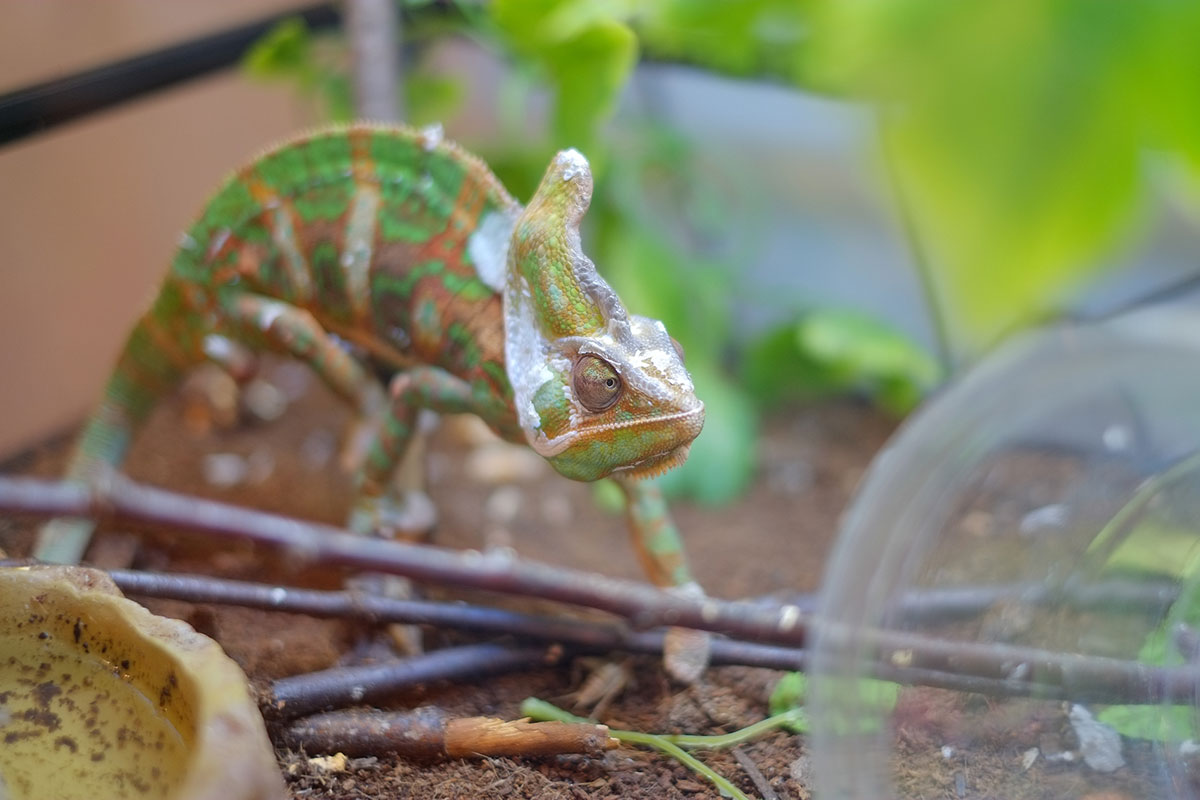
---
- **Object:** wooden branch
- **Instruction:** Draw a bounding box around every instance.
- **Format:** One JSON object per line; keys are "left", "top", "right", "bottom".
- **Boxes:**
{"left": 280, "top": 706, "right": 618, "bottom": 759}
{"left": 267, "top": 643, "right": 554, "bottom": 719}
{"left": 0, "top": 475, "right": 810, "bottom": 643}
{"left": 3, "top": 475, "right": 1199, "bottom": 706}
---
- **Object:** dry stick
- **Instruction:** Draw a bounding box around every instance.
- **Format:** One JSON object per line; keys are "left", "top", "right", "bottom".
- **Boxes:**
{"left": 0, "top": 475, "right": 806, "bottom": 642}
{"left": 280, "top": 707, "right": 617, "bottom": 759}
{"left": 269, "top": 642, "right": 552, "bottom": 719}
{"left": 99, "top": 567, "right": 1093, "bottom": 702}
{"left": 731, "top": 747, "right": 780, "bottom": 800}
{"left": 2, "top": 475, "right": 1199, "bottom": 705}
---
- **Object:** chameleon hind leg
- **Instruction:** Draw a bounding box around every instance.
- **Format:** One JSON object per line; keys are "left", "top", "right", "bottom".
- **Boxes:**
{"left": 34, "top": 299, "right": 207, "bottom": 564}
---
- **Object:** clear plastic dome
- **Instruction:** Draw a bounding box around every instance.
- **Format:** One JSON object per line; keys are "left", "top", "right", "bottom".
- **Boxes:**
{"left": 811, "top": 305, "right": 1200, "bottom": 799}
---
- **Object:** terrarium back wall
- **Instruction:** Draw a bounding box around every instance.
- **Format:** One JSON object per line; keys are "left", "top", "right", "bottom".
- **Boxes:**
{"left": 0, "top": 1, "right": 315, "bottom": 458}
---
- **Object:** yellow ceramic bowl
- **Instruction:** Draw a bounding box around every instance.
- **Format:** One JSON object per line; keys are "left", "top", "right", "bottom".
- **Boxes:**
{"left": 0, "top": 566, "right": 285, "bottom": 800}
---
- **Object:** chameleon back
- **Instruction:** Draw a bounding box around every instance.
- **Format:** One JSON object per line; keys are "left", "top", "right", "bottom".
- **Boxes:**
{"left": 175, "top": 124, "right": 520, "bottom": 394}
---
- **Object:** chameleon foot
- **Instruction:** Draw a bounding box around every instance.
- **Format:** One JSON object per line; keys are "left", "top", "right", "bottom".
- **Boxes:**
{"left": 663, "top": 626, "right": 711, "bottom": 684}
{"left": 344, "top": 572, "right": 424, "bottom": 657}
{"left": 661, "top": 582, "right": 711, "bottom": 683}
{"left": 34, "top": 516, "right": 97, "bottom": 565}
{"left": 346, "top": 490, "right": 437, "bottom": 541}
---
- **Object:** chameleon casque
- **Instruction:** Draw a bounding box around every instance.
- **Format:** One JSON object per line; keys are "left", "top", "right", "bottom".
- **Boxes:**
{"left": 35, "top": 123, "right": 706, "bottom": 667}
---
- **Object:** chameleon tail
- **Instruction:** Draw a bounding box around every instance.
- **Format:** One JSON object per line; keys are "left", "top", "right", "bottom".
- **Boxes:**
{"left": 34, "top": 283, "right": 203, "bottom": 563}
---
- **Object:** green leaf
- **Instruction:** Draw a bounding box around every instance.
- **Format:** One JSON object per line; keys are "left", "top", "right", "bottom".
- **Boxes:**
{"left": 653, "top": 364, "right": 757, "bottom": 505}
{"left": 405, "top": 74, "right": 465, "bottom": 127}
{"left": 1098, "top": 704, "right": 1195, "bottom": 742}
{"left": 1096, "top": 577, "right": 1200, "bottom": 740}
{"left": 769, "top": 671, "right": 808, "bottom": 724}
{"left": 635, "top": 0, "right": 811, "bottom": 83}
{"left": 744, "top": 309, "right": 939, "bottom": 415}
{"left": 798, "top": 309, "right": 940, "bottom": 414}
{"left": 808, "top": 0, "right": 1192, "bottom": 350}
{"left": 774, "top": 671, "right": 900, "bottom": 735}
{"left": 544, "top": 20, "right": 637, "bottom": 153}
{"left": 490, "top": 0, "right": 637, "bottom": 153}
{"left": 242, "top": 17, "right": 313, "bottom": 78}
{"left": 590, "top": 477, "right": 627, "bottom": 514}
{"left": 240, "top": 17, "right": 352, "bottom": 121}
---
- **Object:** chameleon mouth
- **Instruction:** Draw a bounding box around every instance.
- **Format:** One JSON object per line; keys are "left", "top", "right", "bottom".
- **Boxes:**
{"left": 619, "top": 442, "right": 694, "bottom": 480}
{"left": 530, "top": 403, "right": 705, "bottom": 459}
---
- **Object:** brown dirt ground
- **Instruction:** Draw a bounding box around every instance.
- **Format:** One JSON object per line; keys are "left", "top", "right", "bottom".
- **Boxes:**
{"left": 0, "top": 362, "right": 1167, "bottom": 799}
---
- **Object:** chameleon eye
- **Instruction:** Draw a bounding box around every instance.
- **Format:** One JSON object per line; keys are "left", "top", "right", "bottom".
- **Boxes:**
{"left": 670, "top": 337, "right": 685, "bottom": 363}
{"left": 573, "top": 355, "right": 622, "bottom": 412}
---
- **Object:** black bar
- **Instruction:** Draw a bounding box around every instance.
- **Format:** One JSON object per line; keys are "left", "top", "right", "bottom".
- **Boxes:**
{"left": 0, "top": 3, "right": 340, "bottom": 147}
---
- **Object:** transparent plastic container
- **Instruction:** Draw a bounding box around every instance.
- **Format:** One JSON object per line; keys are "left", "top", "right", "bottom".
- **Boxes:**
{"left": 811, "top": 305, "right": 1200, "bottom": 799}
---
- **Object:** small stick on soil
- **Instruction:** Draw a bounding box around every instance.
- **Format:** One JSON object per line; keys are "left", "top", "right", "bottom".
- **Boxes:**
{"left": 732, "top": 746, "right": 779, "bottom": 800}
{"left": 267, "top": 642, "right": 556, "bottom": 719}
{"left": 280, "top": 706, "right": 618, "bottom": 759}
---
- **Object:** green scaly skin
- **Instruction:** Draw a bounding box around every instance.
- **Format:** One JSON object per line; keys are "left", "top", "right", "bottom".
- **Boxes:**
{"left": 35, "top": 123, "right": 705, "bottom": 614}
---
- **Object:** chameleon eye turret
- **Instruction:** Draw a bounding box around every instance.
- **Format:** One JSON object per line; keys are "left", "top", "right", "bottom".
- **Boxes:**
{"left": 573, "top": 355, "right": 621, "bottom": 412}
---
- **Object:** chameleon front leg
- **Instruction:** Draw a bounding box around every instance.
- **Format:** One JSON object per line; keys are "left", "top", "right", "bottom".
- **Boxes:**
{"left": 616, "top": 477, "right": 696, "bottom": 589}
{"left": 349, "top": 366, "right": 495, "bottom": 539}
{"left": 615, "top": 476, "right": 711, "bottom": 684}
{"left": 345, "top": 366, "right": 504, "bottom": 655}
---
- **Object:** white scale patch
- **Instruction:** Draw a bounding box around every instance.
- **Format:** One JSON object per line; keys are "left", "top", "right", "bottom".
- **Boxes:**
{"left": 271, "top": 205, "right": 312, "bottom": 302}
{"left": 419, "top": 123, "right": 444, "bottom": 152}
{"left": 468, "top": 210, "right": 517, "bottom": 292}
{"left": 556, "top": 149, "right": 589, "bottom": 182}
{"left": 203, "top": 334, "right": 237, "bottom": 363}
{"left": 256, "top": 299, "right": 287, "bottom": 331}
{"left": 341, "top": 184, "right": 381, "bottom": 317}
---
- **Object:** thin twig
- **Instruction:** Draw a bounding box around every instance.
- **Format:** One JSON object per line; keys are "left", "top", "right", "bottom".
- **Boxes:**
{"left": 268, "top": 642, "right": 553, "bottom": 719}
{"left": 732, "top": 746, "right": 780, "bottom": 800}
{"left": 280, "top": 706, "right": 617, "bottom": 759}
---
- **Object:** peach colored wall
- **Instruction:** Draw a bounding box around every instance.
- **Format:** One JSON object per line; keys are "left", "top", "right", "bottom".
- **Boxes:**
{"left": 0, "top": 3, "right": 318, "bottom": 458}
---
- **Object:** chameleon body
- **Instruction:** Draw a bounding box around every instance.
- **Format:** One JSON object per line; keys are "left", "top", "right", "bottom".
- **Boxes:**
{"left": 35, "top": 123, "right": 705, "bottom": 607}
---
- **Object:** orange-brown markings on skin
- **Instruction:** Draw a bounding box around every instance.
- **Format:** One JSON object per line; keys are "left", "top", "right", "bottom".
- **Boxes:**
{"left": 418, "top": 170, "right": 490, "bottom": 265}
{"left": 409, "top": 288, "right": 443, "bottom": 359}
{"left": 112, "top": 346, "right": 177, "bottom": 399}
{"left": 575, "top": 407, "right": 705, "bottom": 444}
{"left": 455, "top": 299, "right": 506, "bottom": 370}
{"left": 137, "top": 313, "right": 194, "bottom": 373}
{"left": 410, "top": 173, "right": 505, "bottom": 381}
{"left": 348, "top": 128, "right": 375, "bottom": 181}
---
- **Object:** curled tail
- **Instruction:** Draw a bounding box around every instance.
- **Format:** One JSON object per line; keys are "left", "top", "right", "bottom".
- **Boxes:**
{"left": 35, "top": 283, "right": 203, "bottom": 563}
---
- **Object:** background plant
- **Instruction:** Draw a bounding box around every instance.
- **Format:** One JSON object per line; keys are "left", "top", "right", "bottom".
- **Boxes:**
{"left": 246, "top": 0, "right": 1200, "bottom": 503}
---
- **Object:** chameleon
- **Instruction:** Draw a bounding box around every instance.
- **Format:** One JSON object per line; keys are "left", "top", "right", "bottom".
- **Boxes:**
{"left": 34, "top": 123, "right": 707, "bottom": 671}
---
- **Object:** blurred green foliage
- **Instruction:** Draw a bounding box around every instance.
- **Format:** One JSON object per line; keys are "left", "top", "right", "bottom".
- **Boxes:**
{"left": 244, "top": 0, "right": 1199, "bottom": 502}
{"left": 745, "top": 309, "right": 941, "bottom": 417}
{"left": 1085, "top": 454, "right": 1200, "bottom": 740}
{"left": 769, "top": 670, "right": 898, "bottom": 735}
{"left": 809, "top": 0, "right": 1200, "bottom": 349}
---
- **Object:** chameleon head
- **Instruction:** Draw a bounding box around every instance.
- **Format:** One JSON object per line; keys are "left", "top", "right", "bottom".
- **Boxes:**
{"left": 503, "top": 148, "right": 705, "bottom": 482}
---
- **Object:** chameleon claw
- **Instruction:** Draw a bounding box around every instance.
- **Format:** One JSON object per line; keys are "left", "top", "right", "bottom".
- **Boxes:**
{"left": 347, "top": 491, "right": 437, "bottom": 541}
{"left": 663, "top": 627, "right": 712, "bottom": 685}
